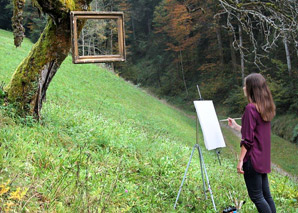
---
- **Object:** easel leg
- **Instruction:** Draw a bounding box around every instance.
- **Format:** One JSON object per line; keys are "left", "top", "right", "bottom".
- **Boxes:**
{"left": 174, "top": 116, "right": 217, "bottom": 211}
{"left": 196, "top": 144, "right": 207, "bottom": 199}
{"left": 173, "top": 145, "right": 197, "bottom": 209}
{"left": 216, "top": 149, "right": 222, "bottom": 165}
{"left": 198, "top": 145, "right": 217, "bottom": 212}
{"left": 196, "top": 118, "right": 207, "bottom": 199}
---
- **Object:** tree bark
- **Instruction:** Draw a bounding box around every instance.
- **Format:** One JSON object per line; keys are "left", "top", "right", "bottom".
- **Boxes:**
{"left": 110, "top": 28, "right": 113, "bottom": 54}
{"left": 93, "top": 37, "right": 96, "bottom": 55}
{"left": 131, "top": 17, "right": 136, "bottom": 40}
{"left": 238, "top": 24, "right": 245, "bottom": 86}
{"left": 283, "top": 34, "right": 292, "bottom": 76}
{"left": 234, "top": 0, "right": 245, "bottom": 86}
{"left": 229, "top": 33, "right": 237, "bottom": 72}
{"left": 82, "top": 29, "right": 85, "bottom": 56}
{"left": 5, "top": 0, "right": 92, "bottom": 119}
{"left": 179, "top": 50, "right": 188, "bottom": 97}
{"left": 215, "top": 19, "right": 224, "bottom": 65}
{"left": 88, "top": 37, "right": 92, "bottom": 55}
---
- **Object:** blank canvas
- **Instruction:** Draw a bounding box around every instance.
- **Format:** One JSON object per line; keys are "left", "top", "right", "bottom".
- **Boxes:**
{"left": 194, "top": 100, "right": 226, "bottom": 150}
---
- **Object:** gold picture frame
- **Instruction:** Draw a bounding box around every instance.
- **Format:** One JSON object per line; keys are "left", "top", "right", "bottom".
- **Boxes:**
{"left": 70, "top": 11, "right": 126, "bottom": 64}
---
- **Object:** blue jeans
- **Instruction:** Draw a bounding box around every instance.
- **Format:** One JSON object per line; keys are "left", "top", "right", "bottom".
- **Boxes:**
{"left": 243, "top": 160, "right": 276, "bottom": 213}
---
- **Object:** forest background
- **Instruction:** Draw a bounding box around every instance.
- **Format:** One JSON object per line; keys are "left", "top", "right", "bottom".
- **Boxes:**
{"left": 0, "top": 0, "right": 297, "bottom": 143}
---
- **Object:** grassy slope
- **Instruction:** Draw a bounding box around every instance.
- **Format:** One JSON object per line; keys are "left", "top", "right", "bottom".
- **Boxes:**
{"left": 0, "top": 29, "right": 297, "bottom": 212}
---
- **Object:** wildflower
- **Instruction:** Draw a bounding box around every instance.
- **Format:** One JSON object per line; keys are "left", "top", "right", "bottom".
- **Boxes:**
{"left": 0, "top": 185, "right": 10, "bottom": 196}
{"left": 9, "top": 187, "right": 28, "bottom": 201}
{"left": 0, "top": 180, "right": 11, "bottom": 196}
{"left": 125, "top": 189, "right": 128, "bottom": 193}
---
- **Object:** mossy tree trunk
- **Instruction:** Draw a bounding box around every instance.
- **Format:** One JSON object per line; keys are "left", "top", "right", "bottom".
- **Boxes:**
{"left": 5, "top": 0, "right": 92, "bottom": 119}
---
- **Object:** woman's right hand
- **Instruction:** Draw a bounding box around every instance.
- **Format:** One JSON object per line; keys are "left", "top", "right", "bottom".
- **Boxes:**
{"left": 228, "top": 117, "right": 237, "bottom": 129}
{"left": 227, "top": 117, "right": 242, "bottom": 132}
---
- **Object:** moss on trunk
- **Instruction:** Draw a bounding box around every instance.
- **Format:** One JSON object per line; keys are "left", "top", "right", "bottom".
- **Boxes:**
{"left": 5, "top": 0, "right": 91, "bottom": 118}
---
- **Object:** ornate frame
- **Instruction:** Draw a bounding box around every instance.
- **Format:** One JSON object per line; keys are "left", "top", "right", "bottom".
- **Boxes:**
{"left": 70, "top": 11, "right": 126, "bottom": 64}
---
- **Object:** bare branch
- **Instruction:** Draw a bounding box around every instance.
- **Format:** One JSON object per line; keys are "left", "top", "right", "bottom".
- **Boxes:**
{"left": 217, "top": 0, "right": 298, "bottom": 69}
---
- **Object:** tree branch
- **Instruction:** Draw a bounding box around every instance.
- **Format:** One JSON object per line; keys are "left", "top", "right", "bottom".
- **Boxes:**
{"left": 217, "top": 0, "right": 298, "bottom": 69}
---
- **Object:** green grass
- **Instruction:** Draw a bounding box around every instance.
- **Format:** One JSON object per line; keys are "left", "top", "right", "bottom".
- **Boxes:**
{"left": 0, "top": 29, "right": 297, "bottom": 212}
{"left": 271, "top": 134, "right": 298, "bottom": 175}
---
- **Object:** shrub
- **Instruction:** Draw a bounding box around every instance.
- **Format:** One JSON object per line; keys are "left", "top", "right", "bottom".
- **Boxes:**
{"left": 272, "top": 114, "right": 298, "bottom": 144}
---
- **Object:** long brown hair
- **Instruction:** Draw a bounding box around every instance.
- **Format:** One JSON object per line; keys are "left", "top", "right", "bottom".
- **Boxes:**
{"left": 245, "top": 73, "right": 276, "bottom": 121}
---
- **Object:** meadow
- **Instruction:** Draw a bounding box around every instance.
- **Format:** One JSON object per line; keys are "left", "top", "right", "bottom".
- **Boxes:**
{"left": 0, "top": 29, "right": 297, "bottom": 212}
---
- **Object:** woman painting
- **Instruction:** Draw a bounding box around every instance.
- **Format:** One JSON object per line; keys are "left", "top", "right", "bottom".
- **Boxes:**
{"left": 228, "top": 73, "right": 276, "bottom": 213}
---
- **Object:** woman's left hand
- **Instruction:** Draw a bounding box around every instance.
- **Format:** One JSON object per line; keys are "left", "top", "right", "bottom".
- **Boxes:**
{"left": 237, "top": 160, "right": 244, "bottom": 174}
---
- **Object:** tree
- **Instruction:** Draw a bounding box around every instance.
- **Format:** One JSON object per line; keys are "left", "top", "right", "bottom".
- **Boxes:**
{"left": 218, "top": 0, "right": 298, "bottom": 73}
{"left": 4, "top": 0, "right": 93, "bottom": 119}
{"left": 152, "top": 0, "right": 228, "bottom": 97}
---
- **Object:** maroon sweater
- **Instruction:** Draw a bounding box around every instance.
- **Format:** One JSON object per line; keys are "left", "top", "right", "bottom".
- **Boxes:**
{"left": 241, "top": 103, "right": 271, "bottom": 174}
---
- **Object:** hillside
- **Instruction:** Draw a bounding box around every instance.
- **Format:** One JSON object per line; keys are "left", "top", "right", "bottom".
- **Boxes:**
{"left": 0, "top": 29, "right": 297, "bottom": 212}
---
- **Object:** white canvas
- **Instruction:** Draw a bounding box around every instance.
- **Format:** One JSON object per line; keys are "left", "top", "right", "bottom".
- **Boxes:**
{"left": 194, "top": 100, "right": 226, "bottom": 150}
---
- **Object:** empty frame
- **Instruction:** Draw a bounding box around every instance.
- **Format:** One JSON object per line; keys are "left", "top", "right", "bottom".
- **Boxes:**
{"left": 71, "top": 11, "right": 126, "bottom": 64}
{"left": 194, "top": 100, "right": 226, "bottom": 150}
